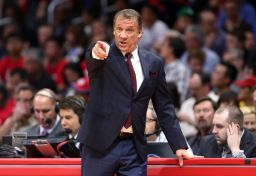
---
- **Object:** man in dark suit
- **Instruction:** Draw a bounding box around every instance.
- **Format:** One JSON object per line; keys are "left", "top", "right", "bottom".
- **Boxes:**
{"left": 199, "top": 106, "right": 256, "bottom": 158}
{"left": 78, "top": 9, "right": 192, "bottom": 176}
{"left": 26, "top": 88, "right": 66, "bottom": 138}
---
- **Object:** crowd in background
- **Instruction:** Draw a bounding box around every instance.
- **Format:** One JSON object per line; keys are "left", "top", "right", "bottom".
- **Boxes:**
{"left": 0, "top": 0, "right": 256, "bottom": 157}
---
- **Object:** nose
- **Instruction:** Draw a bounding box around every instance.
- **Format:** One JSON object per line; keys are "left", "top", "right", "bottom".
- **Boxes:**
{"left": 247, "top": 123, "right": 252, "bottom": 130}
{"left": 61, "top": 119, "right": 67, "bottom": 127}
{"left": 120, "top": 30, "right": 127, "bottom": 39}
{"left": 212, "top": 126, "right": 217, "bottom": 134}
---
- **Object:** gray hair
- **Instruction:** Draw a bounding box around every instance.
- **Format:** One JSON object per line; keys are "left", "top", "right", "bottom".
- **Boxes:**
{"left": 113, "top": 9, "right": 143, "bottom": 30}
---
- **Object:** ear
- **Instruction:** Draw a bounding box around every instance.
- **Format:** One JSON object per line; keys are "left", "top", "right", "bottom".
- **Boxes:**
{"left": 138, "top": 30, "right": 143, "bottom": 38}
{"left": 113, "top": 30, "right": 115, "bottom": 36}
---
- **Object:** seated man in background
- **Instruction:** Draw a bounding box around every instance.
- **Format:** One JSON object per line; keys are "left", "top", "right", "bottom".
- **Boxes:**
{"left": 0, "top": 83, "right": 36, "bottom": 143}
{"left": 26, "top": 88, "right": 66, "bottom": 138}
{"left": 57, "top": 96, "right": 85, "bottom": 157}
{"left": 199, "top": 106, "right": 256, "bottom": 158}
{"left": 188, "top": 97, "right": 217, "bottom": 155}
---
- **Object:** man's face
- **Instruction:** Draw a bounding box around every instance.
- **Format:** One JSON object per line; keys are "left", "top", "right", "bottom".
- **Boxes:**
{"left": 113, "top": 16, "right": 142, "bottom": 54}
{"left": 200, "top": 11, "right": 216, "bottom": 33}
{"left": 15, "top": 90, "right": 33, "bottom": 116}
{"left": 184, "top": 31, "right": 200, "bottom": 50}
{"left": 60, "top": 109, "right": 80, "bottom": 136}
{"left": 144, "top": 108, "right": 156, "bottom": 135}
{"left": 244, "top": 113, "right": 256, "bottom": 133}
{"left": 211, "top": 64, "right": 227, "bottom": 87}
{"left": 212, "top": 110, "right": 229, "bottom": 145}
{"left": 238, "top": 87, "right": 251, "bottom": 102}
{"left": 194, "top": 101, "right": 215, "bottom": 130}
{"left": 188, "top": 74, "right": 202, "bottom": 99}
{"left": 33, "top": 95, "right": 57, "bottom": 129}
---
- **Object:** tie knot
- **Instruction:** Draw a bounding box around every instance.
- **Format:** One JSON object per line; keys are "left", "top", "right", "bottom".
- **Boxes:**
{"left": 125, "top": 53, "right": 132, "bottom": 60}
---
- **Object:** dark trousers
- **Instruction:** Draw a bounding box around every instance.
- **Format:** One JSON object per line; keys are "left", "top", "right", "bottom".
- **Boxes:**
{"left": 81, "top": 138, "right": 147, "bottom": 176}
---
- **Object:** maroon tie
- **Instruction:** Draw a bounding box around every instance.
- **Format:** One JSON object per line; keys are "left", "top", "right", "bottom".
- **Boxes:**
{"left": 124, "top": 53, "right": 137, "bottom": 128}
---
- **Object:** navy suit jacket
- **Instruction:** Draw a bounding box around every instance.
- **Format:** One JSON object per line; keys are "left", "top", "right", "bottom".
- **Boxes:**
{"left": 78, "top": 43, "right": 187, "bottom": 161}
{"left": 199, "top": 129, "right": 256, "bottom": 158}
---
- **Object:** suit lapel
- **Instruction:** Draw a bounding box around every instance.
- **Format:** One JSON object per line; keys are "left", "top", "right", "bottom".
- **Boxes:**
{"left": 108, "top": 44, "right": 133, "bottom": 95}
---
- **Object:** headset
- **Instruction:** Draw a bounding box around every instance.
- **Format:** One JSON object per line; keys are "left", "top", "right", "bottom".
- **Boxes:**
{"left": 67, "top": 96, "right": 85, "bottom": 124}
{"left": 58, "top": 96, "right": 86, "bottom": 124}
{"left": 30, "top": 88, "right": 59, "bottom": 114}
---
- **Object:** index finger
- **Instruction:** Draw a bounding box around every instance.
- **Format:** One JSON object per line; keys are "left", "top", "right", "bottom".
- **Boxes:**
{"left": 98, "top": 41, "right": 107, "bottom": 52}
{"left": 178, "top": 155, "right": 183, "bottom": 167}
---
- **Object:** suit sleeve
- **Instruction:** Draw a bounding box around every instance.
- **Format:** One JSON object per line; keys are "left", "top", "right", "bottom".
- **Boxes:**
{"left": 85, "top": 43, "right": 106, "bottom": 74}
{"left": 151, "top": 60, "right": 188, "bottom": 152}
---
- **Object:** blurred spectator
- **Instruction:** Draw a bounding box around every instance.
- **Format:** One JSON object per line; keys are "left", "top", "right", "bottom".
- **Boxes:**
{"left": 64, "top": 25, "right": 85, "bottom": 63}
{"left": 223, "top": 48, "right": 246, "bottom": 80}
{"left": 200, "top": 8, "right": 226, "bottom": 57}
{"left": 43, "top": 37, "right": 68, "bottom": 92}
{"left": 90, "top": 19, "right": 110, "bottom": 45}
{"left": 63, "top": 63, "right": 84, "bottom": 96}
{"left": 145, "top": 103, "right": 161, "bottom": 142}
{"left": 160, "top": 35, "right": 189, "bottom": 102}
{"left": 240, "top": 106, "right": 256, "bottom": 134}
{"left": 174, "top": 6, "right": 194, "bottom": 34}
{"left": 217, "top": 90, "right": 239, "bottom": 108}
{"left": 181, "top": 25, "right": 220, "bottom": 74}
{"left": 188, "top": 97, "right": 217, "bottom": 155}
{"left": 23, "top": 48, "right": 56, "bottom": 92}
{"left": 0, "top": 83, "right": 14, "bottom": 125}
{"left": 187, "top": 49, "right": 205, "bottom": 75}
{"left": 0, "top": 33, "right": 24, "bottom": 82}
{"left": 234, "top": 76, "right": 256, "bottom": 107}
{"left": 78, "top": 8, "right": 94, "bottom": 42}
{"left": 6, "top": 68, "right": 28, "bottom": 97}
{"left": 211, "top": 61, "right": 238, "bottom": 97}
{"left": 178, "top": 73, "right": 215, "bottom": 138}
{"left": 225, "top": 30, "right": 245, "bottom": 50}
{"left": 0, "top": 83, "right": 36, "bottom": 143}
{"left": 36, "top": 24, "right": 54, "bottom": 57}
{"left": 25, "top": 88, "right": 66, "bottom": 138}
{"left": 199, "top": 106, "right": 256, "bottom": 158}
{"left": 139, "top": 5, "right": 169, "bottom": 51}
{"left": 217, "top": 0, "right": 256, "bottom": 35}
{"left": 72, "top": 77, "right": 90, "bottom": 103}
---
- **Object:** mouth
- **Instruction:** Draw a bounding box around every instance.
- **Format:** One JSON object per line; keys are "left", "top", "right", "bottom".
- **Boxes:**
{"left": 119, "top": 41, "right": 127, "bottom": 46}
{"left": 214, "top": 135, "right": 220, "bottom": 141}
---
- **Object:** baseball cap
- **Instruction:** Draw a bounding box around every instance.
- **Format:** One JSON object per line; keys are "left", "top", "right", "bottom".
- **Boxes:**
{"left": 72, "top": 77, "right": 90, "bottom": 94}
{"left": 234, "top": 76, "right": 256, "bottom": 88}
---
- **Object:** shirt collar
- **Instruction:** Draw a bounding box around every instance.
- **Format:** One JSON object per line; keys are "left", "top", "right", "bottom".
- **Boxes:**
{"left": 122, "top": 47, "right": 139, "bottom": 62}
{"left": 69, "top": 133, "right": 78, "bottom": 139}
